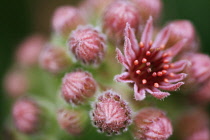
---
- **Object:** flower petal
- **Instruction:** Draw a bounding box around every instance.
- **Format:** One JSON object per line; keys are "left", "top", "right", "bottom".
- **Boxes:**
{"left": 159, "top": 82, "right": 184, "bottom": 91}
{"left": 169, "top": 60, "right": 189, "bottom": 73}
{"left": 168, "top": 73, "right": 187, "bottom": 83}
{"left": 141, "top": 16, "right": 153, "bottom": 49}
{"left": 124, "top": 23, "right": 139, "bottom": 53}
{"left": 114, "top": 72, "right": 133, "bottom": 83}
{"left": 134, "top": 84, "right": 146, "bottom": 100}
{"left": 116, "top": 48, "right": 129, "bottom": 69}
{"left": 166, "top": 39, "right": 187, "bottom": 58}
{"left": 146, "top": 88, "right": 170, "bottom": 99}
{"left": 152, "top": 26, "right": 170, "bottom": 49}
{"left": 124, "top": 36, "right": 135, "bottom": 65}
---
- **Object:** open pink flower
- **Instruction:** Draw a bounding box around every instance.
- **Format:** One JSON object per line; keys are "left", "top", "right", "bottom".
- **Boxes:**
{"left": 115, "top": 17, "right": 187, "bottom": 100}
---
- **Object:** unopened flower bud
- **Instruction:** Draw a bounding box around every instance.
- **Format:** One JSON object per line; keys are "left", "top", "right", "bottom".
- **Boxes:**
{"left": 131, "top": 0, "right": 162, "bottom": 23}
{"left": 57, "top": 109, "right": 87, "bottom": 135}
{"left": 177, "top": 109, "right": 210, "bottom": 140}
{"left": 68, "top": 25, "right": 106, "bottom": 65}
{"left": 12, "top": 98, "right": 40, "bottom": 134}
{"left": 4, "top": 70, "right": 28, "bottom": 97}
{"left": 61, "top": 70, "right": 97, "bottom": 105}
{"left": 39, "top": 44, "right": 71, "bottom": 74}
{"left": 52, "top": 6, "right": 85, "bottom": 37}
{"left": 133, "top": 108, "right": 173, "bottom": 140}
{"left": 16, "top": 35, "right": 46, "bottom": 67}
{"left": 190, "top": 80, "right": 210, "bottom": 105}
{"left": 166, "top": 20, "right": 198, "bottom": 51}
{"left": 91, "top": 90, "right": 132, "bottom": 135}
{"left": 182, "top": 53, "right": 210, "bottom": 88}
{"left": 102, "top": 0, "right": 140, "bottom": 44}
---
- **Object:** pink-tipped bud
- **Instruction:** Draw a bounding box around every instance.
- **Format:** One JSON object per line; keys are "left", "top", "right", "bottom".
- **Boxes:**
{"left": 91, "top": 90, "right": 132, "bottom": 135}
{"left": 39, "top": 44, "right": 71, "bottom": 74}
{"left": 68, "top": 25, "right": 106, "bottom": 65}
{"left": 16, "top": 35, "right": 46, "bottom": 67}
{"left": 61, "top": 70, "right": 97, "bottom": 105}
{"left": 4, "top": 70, "right": 28, "bottom": 97}
{"left": 52, "top": 6, "right": 85, "bottom": 37}
{"left": 183, "top": 53, "right": 210, "bottom": 87}
{"left": 12, "top": 98, "right": 40, "bottom": 134}
{"left": 102, "top": 0, "right": 140, "bottom": 44}
{"left": 57, "top": 109, "right": 86, "bottom": 135}
{"left": 166, "top": 20, "right": 198, "bottom": 51}
{"left": 133, "top": 108, "right": 173, "bottom": 140}
{"left": 177, "top": 109, "right": 210, "bottom": 140}
{"left": 131, "top": 0, "right": 162, "bottom": 23}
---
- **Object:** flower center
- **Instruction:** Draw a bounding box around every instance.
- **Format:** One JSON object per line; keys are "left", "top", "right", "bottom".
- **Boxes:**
{"left": 131, "top": 42, "right": 175, "bottom": 88}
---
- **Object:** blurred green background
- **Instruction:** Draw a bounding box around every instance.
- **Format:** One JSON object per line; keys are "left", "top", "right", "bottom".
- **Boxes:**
{"left": 1, "top": 0, "right": 210, "bottom": 139}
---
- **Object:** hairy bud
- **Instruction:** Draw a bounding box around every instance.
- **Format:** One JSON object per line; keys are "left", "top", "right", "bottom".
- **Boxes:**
{"left": 68, "top": 25, "right": 106, "bottom": 65}
{"left": 102, "top": 0, "right": 140, "bottom": 44}
{"left": 16, "top": 35, "right": 46, "bottom": 67}
{"left": 39, "top": 44, "right": 71, "bottom": 74}
{"left": 91, "top": 90, "right": 132, "bottom": 135}
{"left": 57, "top": 109, "right": 86, "bottom": 135}
{"left": 133, "top": 108, "right": 173, "bottom": 140}
{"left": 12, "top": 98, "right": 40, "bottom": 134}
{"left": 177, "top": 109, "right": 210, "bottom": 140}
{"left": 52, "top": 6, "right": 85, "bottom": 37}
{"left": 61, "top": 70, "right": 97, "bottom": 105}
{"left": 131, "top": 0, "right": 162, "bottom": 23}
{"left": 4, "top": 70, "right": 28, "bottom": 97}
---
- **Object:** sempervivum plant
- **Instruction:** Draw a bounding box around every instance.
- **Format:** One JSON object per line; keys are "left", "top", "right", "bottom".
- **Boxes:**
{"left": 3, "top": 0, "right": 210, "bottom": 140}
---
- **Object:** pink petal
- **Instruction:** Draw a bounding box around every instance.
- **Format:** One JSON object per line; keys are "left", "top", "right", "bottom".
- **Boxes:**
{"left": 141, "top": 16, "right": 153, "bottom": 49}
{"left": 114, "top": 72, "right": 133, "bottom": 83}
{"left": 146, "top": 88, "right": 170, "bottom": 99}
{"left": 116, "top": 48, "right": 129, "bottom": 69}
{"left": 124, "top": 37, "right": 135, "bottom": 65}
{"left": 169, "top": 60, "right": 189, "bottom": 73}
{"left": 159, "top": 82, "right": 184, "bottom": 91}
{"left": 124, "top": 23, "right": 139, "bottom": 53}
{"left": 166, "top": 39, "right": 187, "bottom": 58}
{"left": 168, "top": 73, "right": 187, "bottom": 83}
{"left": 134, "top": 84, "right": 146, "bottom": 100}
{"left": 152, "top": 26, "right": 170, "bottom": 49}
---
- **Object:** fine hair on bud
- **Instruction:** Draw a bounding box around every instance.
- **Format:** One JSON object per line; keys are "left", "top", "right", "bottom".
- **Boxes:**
{"left": 91, "top": 90, "right": 132, "bottom": 135}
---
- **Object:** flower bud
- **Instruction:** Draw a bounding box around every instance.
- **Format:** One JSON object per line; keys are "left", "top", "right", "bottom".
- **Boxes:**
{"left": 133, "top": 108, "right": 173, "bottom": 140}
{"left": 102, "top": 0, "right": 140, "bottom": 44}
{"left": 131, "top": 0, "right": 162, "bottom": 23}
{"left": 68, "top": 25, "right": 106, "bottom": 65}
{"left": 4, "top": 70, "right": 28, "bottom": 97}
{"left": 182, "top": 53, "right": 210, "bottom": 88}
{"left": 91, "top": 90, "right": 132, "bottom": 135}
{"left": 166, "top": 20, "right": 198, "bottom": 51}
{"left": 190, "top": 80, "right": 210, "bottom": 105}
{"left": 52, "top": 6, "right": 85, "bottom": 37}
{"left": 16, "top": 35, "right": 46, "bottom": 67}
{"left": 79, "top": 0, "right": 115, "bottom": 19}
{"left": 12, "top": 98, "right": 40, "bottom": 134}
{"left": 57, "top": 109, "right": 87, "bottom": 135}
{"left": 39, "top": 44, "right": 71, "bottom": 74}
{"left": 177, "top": 109, "right": 210, "bottom": 140}
{"left": 61, "top": 70, "right": 97, "bottom": 105}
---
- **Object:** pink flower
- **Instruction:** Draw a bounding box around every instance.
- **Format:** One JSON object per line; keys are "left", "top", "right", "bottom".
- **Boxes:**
{"left": 133, "top": 108, "right": 173, "bottom": 140}
{"left": 115, "top": 17, "right": 187, "bottom": 100}
{"left": 91, "top": 90, "right": 132, "bottom": 135}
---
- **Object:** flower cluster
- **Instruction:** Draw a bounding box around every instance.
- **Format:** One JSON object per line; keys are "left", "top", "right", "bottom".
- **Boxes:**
{"left": 3, "top": 0, "right": 210, "bottom": 140}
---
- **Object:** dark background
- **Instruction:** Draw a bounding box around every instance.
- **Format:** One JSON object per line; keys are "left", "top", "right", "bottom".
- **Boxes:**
{"left": 1, "top": 0, "right": 210, "bottom": 136}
